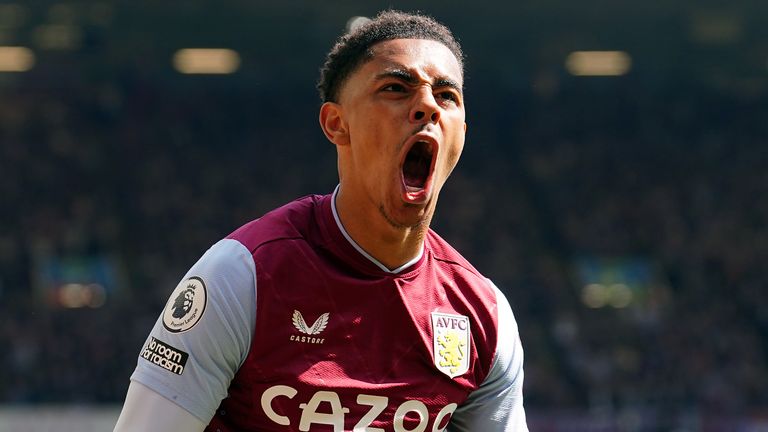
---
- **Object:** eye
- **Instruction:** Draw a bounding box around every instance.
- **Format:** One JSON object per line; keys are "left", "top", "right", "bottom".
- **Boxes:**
{"left": 436, "top": 90, "right": 459, "bottom": 103}
{"left": 381, "top": 83, "right": 407, "bottom": 93}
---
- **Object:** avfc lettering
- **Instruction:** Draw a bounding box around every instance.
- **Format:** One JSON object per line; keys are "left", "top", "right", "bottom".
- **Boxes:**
{"left": 434, "top": 316, "right": 468, "bottom": 331}
{"left": 260, "top": 385, "right": 457, "bottom": 432}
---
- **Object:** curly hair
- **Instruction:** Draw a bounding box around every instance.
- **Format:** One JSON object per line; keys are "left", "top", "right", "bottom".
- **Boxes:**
{"left": 317, "top": 10, "right": 464, "bottom": 103}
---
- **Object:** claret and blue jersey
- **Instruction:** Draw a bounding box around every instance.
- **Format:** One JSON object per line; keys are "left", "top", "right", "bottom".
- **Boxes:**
{"left": 131, "top": 189, "right": 527, "bottom": 431}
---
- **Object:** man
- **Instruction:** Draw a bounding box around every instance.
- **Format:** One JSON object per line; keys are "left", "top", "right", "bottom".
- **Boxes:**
{"left": 114, "top": 10, "right": 527, "bottom": 431}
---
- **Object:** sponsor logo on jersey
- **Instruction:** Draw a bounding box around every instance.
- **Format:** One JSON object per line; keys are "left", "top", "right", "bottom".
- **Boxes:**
{"left": 290, "top": 310, "right": 329, "bottom": 344}
{"left": 260, "top": 385, "right": 457, "bottom": 431}
{"left": 431, "top": 312, "right": 471, "bottom": 378}
{"left": 162, "top": 276, "right": 207, "bottom": 333}
{"left": 140, "top": 337, "right": 188, "bottom": 375}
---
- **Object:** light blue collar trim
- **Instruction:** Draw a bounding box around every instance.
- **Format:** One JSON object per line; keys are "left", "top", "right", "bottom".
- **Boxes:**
{"left": 331, "top": 185, "right": 423, "bottom": 274}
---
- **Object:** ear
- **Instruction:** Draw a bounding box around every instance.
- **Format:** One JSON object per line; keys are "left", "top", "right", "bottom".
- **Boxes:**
{"left": 319, "top": 102, "right": 350, "bottom": 146}
{"left": 463, "top": 122, "right": 467, "bottom": 133}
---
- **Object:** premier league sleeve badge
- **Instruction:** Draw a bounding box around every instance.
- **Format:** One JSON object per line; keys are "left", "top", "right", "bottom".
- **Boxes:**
{"left": 162, "top": 276, "right": 208, "bottom": 333}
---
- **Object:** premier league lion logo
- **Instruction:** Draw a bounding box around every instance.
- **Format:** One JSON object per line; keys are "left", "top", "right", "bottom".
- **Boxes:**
{"left": 163, "top": 277, "right": 207, "bottom": 333}
{"left": 171, "top": 287, "right": 195, "bottom": 318}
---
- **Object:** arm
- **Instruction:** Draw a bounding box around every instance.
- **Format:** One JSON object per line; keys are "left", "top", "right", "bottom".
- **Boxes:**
{"left": 114, "top": 238, "right": 257, "bottom": 429}
{"left": 448, "top": 281, "right": 528, "bottom": 431}
{"left": 113, "top": 382, "right": 205, "bottom": 432}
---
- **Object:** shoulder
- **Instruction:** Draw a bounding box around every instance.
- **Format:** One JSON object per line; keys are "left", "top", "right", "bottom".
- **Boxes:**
{"left": 425, "top": 230, "right": 505, "bottom": 376}
{"left": 227, "top": 194, "right": 324, "bottom": 253}
{"left": 426, "top": 229, "right": 488, "bottom": 286}
{"left": 130, "top": 238, "right": 258, "bottom": 422}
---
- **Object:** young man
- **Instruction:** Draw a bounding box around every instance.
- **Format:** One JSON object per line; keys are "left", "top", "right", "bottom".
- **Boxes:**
{"left": 114, "top": 10, "right": 527, "bottom": 431}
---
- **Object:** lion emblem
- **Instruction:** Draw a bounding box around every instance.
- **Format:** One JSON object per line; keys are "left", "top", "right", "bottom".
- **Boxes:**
{"left": 437, "top": 332, "right": 467, "bottom": 374}
{"left": 172, "top": 287, "right": 195, "bottom": 318}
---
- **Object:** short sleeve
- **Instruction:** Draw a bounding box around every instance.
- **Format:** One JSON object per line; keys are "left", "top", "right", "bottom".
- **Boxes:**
{"left": 448, "top": 280, "right": 528, "bottom": 431}
{"left": 130, "top": 238, "right": 257, "bottom": 422}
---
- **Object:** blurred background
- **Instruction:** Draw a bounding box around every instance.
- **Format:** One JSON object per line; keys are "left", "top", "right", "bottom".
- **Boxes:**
{"left": 1, "top": 1, "right": 767, "bottom": 431}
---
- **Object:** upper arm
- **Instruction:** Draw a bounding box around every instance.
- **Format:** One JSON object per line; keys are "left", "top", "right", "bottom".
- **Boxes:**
{"left": 449, "top": 280, "right": 528, "bottom": 431}
{"left": 113, "top": 381, "right": 206, "bottom": 432}
{"left": 125, "top": 238, "right": 257, "bottom": 423}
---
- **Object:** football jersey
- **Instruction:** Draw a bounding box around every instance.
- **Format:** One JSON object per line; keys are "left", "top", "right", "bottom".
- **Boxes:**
{"left": 131, "top": 188, "right": 527, "bottom": 431}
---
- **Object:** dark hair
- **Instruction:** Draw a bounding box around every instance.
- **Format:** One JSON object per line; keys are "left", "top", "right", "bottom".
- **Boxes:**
{"left": 317, "top": 10, "right": 464, "bottom": 103}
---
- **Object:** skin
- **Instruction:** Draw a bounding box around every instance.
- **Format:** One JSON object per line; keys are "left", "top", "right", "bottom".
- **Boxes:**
{"left": 319, "top": 38, "right": 467, "bottom": 270}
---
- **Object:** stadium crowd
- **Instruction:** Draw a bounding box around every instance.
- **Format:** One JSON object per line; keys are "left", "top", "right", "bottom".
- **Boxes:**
{"left": 1, "top": 67, "right": 766, "bottom": 428}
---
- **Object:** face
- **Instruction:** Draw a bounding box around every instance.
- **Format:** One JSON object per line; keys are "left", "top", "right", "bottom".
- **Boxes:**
{"left": 322, "top": 38, "right": 466, "bottom": 230}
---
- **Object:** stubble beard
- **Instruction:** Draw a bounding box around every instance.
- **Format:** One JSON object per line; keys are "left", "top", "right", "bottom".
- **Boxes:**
{"left": 378, "top": 203, "right": 431, "bottom": 232}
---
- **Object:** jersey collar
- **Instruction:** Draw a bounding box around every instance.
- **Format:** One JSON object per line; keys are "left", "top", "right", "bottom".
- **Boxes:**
{"left": 330, "top": 185, "right": 424, "bottom": 274}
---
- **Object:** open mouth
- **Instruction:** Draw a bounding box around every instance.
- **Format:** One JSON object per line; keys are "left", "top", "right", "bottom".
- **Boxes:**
{"left": 402, "top": 140, "right": 434, "bottom": 191}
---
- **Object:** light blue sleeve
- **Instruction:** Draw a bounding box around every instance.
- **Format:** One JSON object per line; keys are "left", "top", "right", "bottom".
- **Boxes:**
{"left": 130, "top": 238, "right": 257, "bottom": 423}
{"left": 448, "top": 280, "right": 528, "bottom": 431}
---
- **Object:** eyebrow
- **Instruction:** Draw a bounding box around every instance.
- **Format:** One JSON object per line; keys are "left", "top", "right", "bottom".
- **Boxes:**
{"left": 374, "top": 68, "right": 463, "bottom": 94}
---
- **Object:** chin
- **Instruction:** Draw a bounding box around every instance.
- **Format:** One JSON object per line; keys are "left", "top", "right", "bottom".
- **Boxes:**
{"left": 379, "top": 202, "right": 433, "bottom": 231}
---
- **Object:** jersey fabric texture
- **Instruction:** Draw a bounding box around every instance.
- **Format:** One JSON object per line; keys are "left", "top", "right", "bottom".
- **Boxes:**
{"left": 131, "top": 190, "right": 527, "bottom": 431}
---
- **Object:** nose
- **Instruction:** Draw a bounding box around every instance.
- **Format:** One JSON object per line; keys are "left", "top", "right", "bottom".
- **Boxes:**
{"left": 409, "top": 88, "right": 440, "bottom": 124}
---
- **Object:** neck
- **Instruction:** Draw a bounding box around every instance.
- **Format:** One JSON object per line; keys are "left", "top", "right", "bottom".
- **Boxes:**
{"left": 333, "top": 186, "right": 428, "bottom": 272}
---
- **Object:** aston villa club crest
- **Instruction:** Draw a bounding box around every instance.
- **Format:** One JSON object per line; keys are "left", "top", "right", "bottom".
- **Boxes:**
{"left": 431, "top": 312, "right": 471, "bottom": 378}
